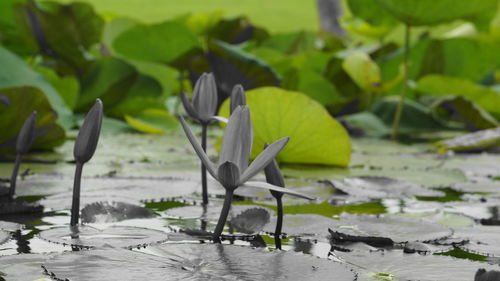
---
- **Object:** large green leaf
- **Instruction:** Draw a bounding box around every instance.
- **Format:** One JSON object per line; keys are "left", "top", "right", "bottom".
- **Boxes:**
{"left": 0, "top": 45, "right": 72, "bottom": 127}
{"left": 282, "top": 68, "right": 341, "bottom": 105}
{"left": 417, "top": 75, "right": 500, "bottom": 119}
{"left": 374, "top": 0, "right": 498, "bottom": 29}
{"left": 346, "top": 0, "right": 399, "bottom": 37}
{"left": 0, "top": 87, "right": 65, "bottom": 153}
{"left": 430, "top": 95, "right": 498, "bottom": 130}
{"left": 113, "top": 20, "right": 201, "bottom": 67}
{"left": 0, "top": 0, "right": 37, "bottom": 55}
{"left": 219, "top": 87, "right": 351, "bottom": 166}
{"left": 17, "top": 1, "right": 104, "bottom": 75}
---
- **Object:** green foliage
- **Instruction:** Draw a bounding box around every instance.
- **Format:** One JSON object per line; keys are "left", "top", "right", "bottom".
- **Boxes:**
{"left": 125, "top": 109, "right": 179, "bottom": 134}
{"left": 219, "top": 87, "right": 351, "bottom": 166}
{"left": 374, "top": 0, "right": 498, "bottom": 29}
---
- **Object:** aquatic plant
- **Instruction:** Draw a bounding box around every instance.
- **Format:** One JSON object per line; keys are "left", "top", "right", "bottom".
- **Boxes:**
{"left": 180, "top": 73, "right": 227, "bottom": 205}
{"left": 70, "top": 99, "right": 103, "bottom": 226}
{"left": 180, "top": 105, "right": 314, "bottom": 240}
{"left": 9, "top": 111, "right": 37, "bottom": 198}
{"left": 230, "top": 84, "right": 246, "bottom": 114}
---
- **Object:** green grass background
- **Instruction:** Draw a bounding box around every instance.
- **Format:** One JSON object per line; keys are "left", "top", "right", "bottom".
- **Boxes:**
{"left": 57, "top": 0, "right": 319, "bottom": 33}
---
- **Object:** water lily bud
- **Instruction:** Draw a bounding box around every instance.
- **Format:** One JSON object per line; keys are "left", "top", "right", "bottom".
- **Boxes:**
{"left": 74, "top": 99, "right": 103, "bottom": 163}
{"left": 217, "top": 161, "right": 240, "bottom": 190}
{"left": 192, "top": 72, "right": 218, "bottom": 122}
{"left": 263, "top": 143, "right": 285, "bottom": 200}
{"left": 180, "top": 91, "right": 199, "bottom": 120}
{"left": 16, "top": 111, "right": 37, "bottom": 155}
{"left": 230, "top": 84, "right": 246, "bottom": 114}
{"left": 0, "top": 94, "right": 10, "bottom": 106}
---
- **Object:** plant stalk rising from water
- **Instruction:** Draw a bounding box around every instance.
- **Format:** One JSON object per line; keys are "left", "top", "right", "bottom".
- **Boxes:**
{"left": 180, "top": 105, "right": 314, "bottom": 240}
{"left": 71, "top": 99, "right": 103, "bottom": 226}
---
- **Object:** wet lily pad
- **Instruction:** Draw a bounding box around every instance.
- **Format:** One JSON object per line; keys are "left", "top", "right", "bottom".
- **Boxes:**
{"left": 336, "top": 249, "right": 499, "bottom": 281}
{"left": 0, "top": 220, "right": 22, "bottom": 232}
{"left": 329, "top": 214, "right": 452, "bottom": 243}
{"left": 331, "top": 176, "right": 444, "bottom": 199}
{"left": 0, "top": 253, "right": 53, "bottom": 281}
{"left": 436, "top": 127, "right": 500, "bottom": 153}
{"left": 43, "top": 244, "right": 357, "bottom": 281}
{"left": 0, "top": 197, "right": 43, "bottom": 215}
{"left": 264, "top": 214, "right": 336, "bottom": 237}
{"left": 453, "top": 225, "right": 500, "bottom": 257}
{"left": 452, "top": 181, "right": 500, "bottom": 193}
{"left": 38, "top": 225, "right": 168, "bottom": 249}
{"left": 165, "top": 203, "right": 271, "bottom": 221}
{"left": 81, "top": 201, "right": 155, "bottom": 223}
{"left": 0, "top": 230, "right": 10, "bottom": 245}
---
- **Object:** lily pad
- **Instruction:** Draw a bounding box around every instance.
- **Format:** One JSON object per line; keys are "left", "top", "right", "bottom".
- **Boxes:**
{"left": 165, "top": 203, "right": 271, "bottom": 222}
{"left": 230, "top": 207, "right": 271, "bottom": 234}
{"left": 452, "top": 181, "right": 500, "bottom": 193}
{"left": 264, "top": 214, "right": 336, "bottom": 237}
{"left": 336, "top": 249, "right": 499, "bottom": 281}
{"left": 80, "top": 201, "right": 155, "bottom": 223}
{"left": 453, "top": 225, "right": 500, "bottom": 257}
{"left": 219, "top": 87, "right": 351, "bottom": 166}
{"left": 38, "top": 225, "right": 168, "bottom": 249}
{"left": 329, "top": 214, "right": 452, "bottom": 243}
{"left": 330, "top": 176, "right": 444, "bottom": 199}
{"left": 0, "top": 230, "right": 10, "bottom": 245}
{"left": 0, "top": 253, "right": 53, "bottom": 281}
{"left": 0, "top": 220, "right": 22, "bottom": 232}
{"left": 436, "top": 127, "right": 500, "bottom": 153}
{"left": 43, "top": 244, "right": 357, "bottom": 281}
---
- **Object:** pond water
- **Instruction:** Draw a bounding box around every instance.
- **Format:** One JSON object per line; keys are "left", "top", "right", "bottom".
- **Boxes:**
{"left": 1, "top": 133, "right": 500, "bottom": 280}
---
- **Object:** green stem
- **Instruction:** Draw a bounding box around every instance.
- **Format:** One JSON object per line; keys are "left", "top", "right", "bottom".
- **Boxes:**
{"left": 9, "top": 154, "right": 23, "bottom": 198}
{"left": 201, "top": 124, "right": 208, "bottom": 205}
{"left": 391, "top": 24, "right": 411, "bottom": 140}
{"left": 70, "top": 162, "right": 84, "bottom": 226}
{"left": 213, "top": 189, "right": 234, "bottom": 241}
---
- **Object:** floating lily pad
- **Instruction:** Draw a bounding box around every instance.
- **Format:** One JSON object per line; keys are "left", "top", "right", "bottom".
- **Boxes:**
{"left": 38, "top": 225, "right": 168, "bottom": 249}
{"left": 336, "top": 249, "right": 499, "bottom": 281}
{"left": 0, "top": 220, "right": 22, "bottom": 232}
{"left": 331, "top": 176, "right": 444, "bottom": 199}
{"left": 402, "top": 241, "right": 453, "bottom": 254}
{"left": 264, "top": 214, "right": 336, "bottom": 237}
{"left": 81, "top": 201, "right": 155, "bottom": 223}
{"left": 165, "top": 203, "right": 271, "bottom": 222}
{"left": 329, "top": 214, "right": 452, "bottom": 243}
{"left": 0, "top": 230, "right": 10, "bottom": 245}
{"left": 43, "top": 244, "right": 357, "bottom": 281}
{"left": 0, "top": 197, "right": 44, "bottom": 215}
{"left": 452, "top": 181, "right": 500, "bottom": 193}
{"left": 0, "top": 253, "right": 53, "bottom": 281}
{"left": 453, "top": 225, "right": 500, "bottom": 257}
{"left": 436, "top": 127, "right": 500, "bottom": 153}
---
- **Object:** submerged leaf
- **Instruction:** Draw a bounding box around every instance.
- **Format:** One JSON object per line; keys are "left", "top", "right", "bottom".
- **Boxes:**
{"left": 43, "top": 244, "right": 357, "bottom": 281}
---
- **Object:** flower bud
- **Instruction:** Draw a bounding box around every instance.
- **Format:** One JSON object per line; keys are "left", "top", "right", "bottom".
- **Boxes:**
{"left": 217, "top": 161, "right": 240, "bottom": 190}
{"left": 74, "top": 99, "right": 103, "bottom": 163}
{"left": 230, "top": 84, "right": 246, "bottom": 114}
{"left": 192, "top": 73, "right": 218, "bottom": 122}
{"left": 16, "top": 111, "right": 37, "bottom": 155}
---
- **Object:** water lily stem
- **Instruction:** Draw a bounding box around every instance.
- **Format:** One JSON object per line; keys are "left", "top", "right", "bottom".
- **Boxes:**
{"left": 391, "top": 24, "right": 411, "bottom": 140}
{"left": 275, "top": 196, "right": 283, "bottom": 236}
{"left": 201, "top": 124, "right": 208, "bottom": 205}
{"left": 213, "top": 188, "right": 234, "bottom": 241}
{"left": 70, "top": 162, "right": 84, "bottom": 226}
{"left": 9, "top": 154, "right": 23, "bottom": 198}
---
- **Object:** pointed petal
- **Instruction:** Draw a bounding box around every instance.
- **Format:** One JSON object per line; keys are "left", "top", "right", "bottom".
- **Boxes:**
{"left": 217, "top": 161, "right": 240, "bottom": 190}
{"left": 209, "top": 116, "right": 228, "bottom": 123}
{"left": 218, "top": 105, "right": 252, "bottom": 173}
{"left": 180, "top": 91, "right": 199, "bottom": 121}
{"left": 192, "top": 73, "right": 217, "bottom": 122}
{"left": 230, "top": 84, "right": 246, "bottom": 114}
{"left": 16, "top": 111, "right": 37, "bottom": 155}
{"left": 179, "top": 116, "right": 217, "bottom": 179}
{"left": 242, "top": 181, "right": 315, "bottom": 200}
{"left": 74, "top": 100, "right": 103, "bottom": 163}
{"left": 239, "top": 137, "right": 289, "bottom": 184}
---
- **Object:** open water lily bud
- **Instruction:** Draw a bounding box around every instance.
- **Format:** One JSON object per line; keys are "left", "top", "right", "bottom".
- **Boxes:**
{"left": 74, "top": 99, "right": 103, "bottom": 164}
{"left": 229, "top": 84, "right": 246, "bottom": 114}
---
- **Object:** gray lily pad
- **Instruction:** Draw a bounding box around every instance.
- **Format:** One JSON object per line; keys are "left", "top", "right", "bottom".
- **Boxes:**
{"left": 452, "top": 180, "right": 500, "bottom": 193}
{"left": 263, "top": 214, "right": 337, "bottom": 237}
{"left": 0, "top": 220, "right": 22, "bottom": 232}
{"left": 331, "top": 176, "right": 444, "bottom": 199}
{"left": 453, "top": 225, "right": 500, "bottom": 257}
{"left": 81, "top": 201, "right": 155, "bottom": 223}
{"left": 402, "top": 241, "right": 453, "bottom": 254}
{"left": 165, "top": 203, "right": 272, "bottom": 222}
{"left": 0, "top": 230, "right": 10, "bottom": 245}
{"left": 329, "top": 214, "right": 452, "bottom": 243}
{"left": 38, "top": 225, "right": 168, "bottom": 249}
{"left": 43, "top": 244, "right": 357, "bottom": 281}
{"left": 336, "top": 249, "right": 500, "bottom": 281}
{"left": 230, "top": 207, "right": 270, "bottom": 234}
{"left": 0, "top": 253, "right": 53, "bottom": 281}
